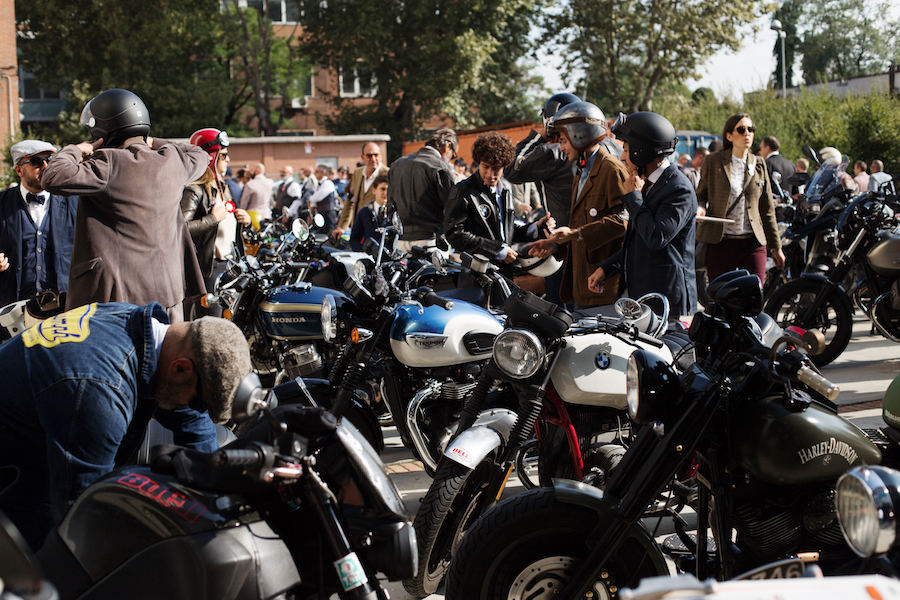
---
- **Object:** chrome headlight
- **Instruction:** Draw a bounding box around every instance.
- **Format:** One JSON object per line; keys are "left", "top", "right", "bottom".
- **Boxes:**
{"left": 626, "top": 353, "right": 640, "bottom": 420}
{"left": 493, "top": 329, "right": 544, "bottom": 379}
{"left": 626, "top": 349, "right": 679, "bottom": 425}
{"left": 836, "top": 465, "right": 900, "bottom": 557}
{"left": 321, "top": 295, "right": 337, "bottom": 342}
{"left": 336, "top": 421, "right": 407, "bottom": 517}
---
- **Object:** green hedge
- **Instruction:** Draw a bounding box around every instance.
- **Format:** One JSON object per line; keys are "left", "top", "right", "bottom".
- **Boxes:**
{"left": 658, "top": 89, "right": 900, "bottom": 176}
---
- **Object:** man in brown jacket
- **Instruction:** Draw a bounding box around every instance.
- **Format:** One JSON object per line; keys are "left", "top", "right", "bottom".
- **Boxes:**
{"left": 41, "top": 88, "right": 207, "bottom": 322}
{"left": 529, "top": 101, "right": 628, "bottom": 313}
{"left": 332, "top": 141, "right": 389, "bottom": 240}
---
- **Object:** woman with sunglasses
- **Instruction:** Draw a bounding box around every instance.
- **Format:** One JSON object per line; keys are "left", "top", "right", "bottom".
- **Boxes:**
{"left": 181, "top": 128, "right": 251, "bottom": 319}
{"left": 696, "top": 113, "right": 784, "bottom": 285}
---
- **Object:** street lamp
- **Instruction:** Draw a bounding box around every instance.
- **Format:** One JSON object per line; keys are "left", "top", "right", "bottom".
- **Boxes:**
{"left": 770, "top": 19, "right": 787, "bottom": 97}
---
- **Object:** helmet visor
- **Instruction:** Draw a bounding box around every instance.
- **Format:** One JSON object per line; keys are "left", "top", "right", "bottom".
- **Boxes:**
{"left": 611, "top": 112, "right": 627, "bottom": 137}
{"left": 79, "top": 101, "right": 96, "bottom": 130}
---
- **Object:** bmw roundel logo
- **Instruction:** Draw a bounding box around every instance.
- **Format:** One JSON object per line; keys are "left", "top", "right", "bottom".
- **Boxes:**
{"left": 479, "top": 204, "right": 490, "bottom": 218}
{"left": 595, "top": 351, "right": 610, "bottom": 369}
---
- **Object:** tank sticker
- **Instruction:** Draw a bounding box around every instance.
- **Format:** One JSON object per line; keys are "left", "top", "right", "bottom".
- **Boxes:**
{"left": 334, "top": 552, "right": 367, "bottom": 591}
{"left": 22, "top": 303, "right": 97, "bottom": 348}
{"left": 797, "top": 437, "right": 859, "bottom": 466}
{"left": 117, "top": 473, "right": 207, "bottom": 523}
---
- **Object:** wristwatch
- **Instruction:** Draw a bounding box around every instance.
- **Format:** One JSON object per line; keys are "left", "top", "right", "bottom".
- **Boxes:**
{"left": 576, "top": 227, "right": 584, "bottom": 242}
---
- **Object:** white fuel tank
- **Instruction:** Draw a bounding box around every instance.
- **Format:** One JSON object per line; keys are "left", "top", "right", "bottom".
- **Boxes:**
{"left": 550, "top": 332, "right": 673, "bottom": 409}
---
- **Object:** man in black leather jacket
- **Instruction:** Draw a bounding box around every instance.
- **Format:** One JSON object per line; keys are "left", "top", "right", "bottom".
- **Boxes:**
{"left": 388, "top": 128, "right": 458, "bottom": 253}
{"left": 444, "top": 132, "right": 550, "bottom": 274}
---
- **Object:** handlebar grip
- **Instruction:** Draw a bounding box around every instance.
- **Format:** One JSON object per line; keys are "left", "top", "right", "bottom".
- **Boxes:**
{"left": 797, "top": 365, "right": 840, "bottom": 402}
{"left": 423, "top": 291, "right": 454, "bottom": 311}
{"left": 629, "top": 325, "right": 664, "bottom": 348}
{"left": 409, "top": 245, "right": 430, "bottom": 259}
{"left": 213, "top": 447, "right": 265, "bottom": 468}
{"left": 233, "top": 274, "right": 251, "bottom": 292}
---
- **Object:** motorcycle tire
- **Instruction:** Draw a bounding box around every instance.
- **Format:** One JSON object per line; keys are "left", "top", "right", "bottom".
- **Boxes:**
{"left": 764, "top": 278, "right": 853, "bottom": 367}
{"left": 403, "top": 458, "right": 494, "bottom": 598}
{"left": 444, "top": 488, "right": 666, "bottom": 600}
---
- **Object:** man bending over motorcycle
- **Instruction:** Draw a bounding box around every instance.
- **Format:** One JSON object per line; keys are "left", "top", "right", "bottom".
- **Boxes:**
{"left": 0, "top": 302, "right": 251, "bottom": 550}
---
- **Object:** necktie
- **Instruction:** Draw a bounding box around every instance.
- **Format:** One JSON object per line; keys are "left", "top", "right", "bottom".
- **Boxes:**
{"left": 26, "top": 192, "right": 45, "bottom": 205}
{"left": 642, "top": 179, "right": 654, "bottom": 196}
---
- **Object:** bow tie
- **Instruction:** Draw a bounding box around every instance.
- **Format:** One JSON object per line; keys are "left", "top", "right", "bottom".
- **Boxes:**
{"left": 26, "top": 192, "right": 45, "bottom": 205}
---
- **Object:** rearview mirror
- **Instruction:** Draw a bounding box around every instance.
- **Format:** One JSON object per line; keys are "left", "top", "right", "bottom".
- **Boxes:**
{"left": 291, "top": 218, "right": 310, "bottom": 242}
{"left": 230, "top": 373, "right": 267, "bottom": 422}
{"left": 802, "top": 145, "right": 820, "bottom": 166}
{"left": 313, "top": 213, "right": 326, "bottom": 228}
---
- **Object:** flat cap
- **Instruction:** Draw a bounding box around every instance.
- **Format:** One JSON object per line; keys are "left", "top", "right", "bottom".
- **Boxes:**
{"left": 11, "top": 140, "right": 57, "bottom": 165}
{"left": 189, "top": 317, "right": 252, "bottom": 424}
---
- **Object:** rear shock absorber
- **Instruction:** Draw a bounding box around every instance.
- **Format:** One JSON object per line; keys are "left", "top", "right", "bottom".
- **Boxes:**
{"left": 332, "top": 361, "right": 365, "bottom": 417}
{"left": 328, "top": 344, "right": 350, "bottom": 387}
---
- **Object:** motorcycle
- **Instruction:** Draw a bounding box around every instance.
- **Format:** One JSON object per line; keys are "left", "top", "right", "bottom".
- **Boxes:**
{"left": 32, "top": 374, "right": 416, "bottom": 600}
{"left": 320, "top": 243, "right": 509, "bottom": 474}
{"left": 445, "top": 269, "right": 891, "bottom": 600}
{"left": 402, "top": 289, "right": 688, "bottom": 598}
{"left": 765, "top": 190, "right": 900, "bottom": 366}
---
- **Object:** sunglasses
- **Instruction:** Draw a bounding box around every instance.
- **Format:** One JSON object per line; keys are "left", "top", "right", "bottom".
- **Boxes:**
{"left": 219, "top": 152, "right": 229, "bottom": 159}
{"left": 734, "top": 125, "right": 755, "bottom": 135}
{"left": 20, "top": 155, "right": 52, "bottom": 168}
{"left": 364, "top": 152, "right": 380, "bottom": 158}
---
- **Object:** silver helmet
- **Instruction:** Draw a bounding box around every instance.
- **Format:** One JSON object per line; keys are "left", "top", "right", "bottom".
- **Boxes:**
{"left": 547, "top": 101, "right": 607, "bottom": 151}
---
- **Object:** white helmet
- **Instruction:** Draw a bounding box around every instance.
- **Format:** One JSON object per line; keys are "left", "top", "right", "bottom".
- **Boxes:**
{"left": 0, "top": 300, "right": 37, "bottom": 338}
{"left": 511, "top": 243, "right": 562, "bottom": 278}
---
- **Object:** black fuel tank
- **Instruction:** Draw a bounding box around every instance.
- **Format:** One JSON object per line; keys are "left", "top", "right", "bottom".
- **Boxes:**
{"left": 732, "top": 394, "right": 881, "bottom": 486}
{"left": 48, "top": 467, "right": 299, "bottom": 599}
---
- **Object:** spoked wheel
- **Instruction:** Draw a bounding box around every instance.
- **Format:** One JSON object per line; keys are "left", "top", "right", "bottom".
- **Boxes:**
{"left": 403, "top": 459, "right": 494, "bottom": 598}
{"left": 764, "top": 278, "right": 853, "bottom": 367}
{"left": 445, "top": 488, "right": 667, "bottom": 599}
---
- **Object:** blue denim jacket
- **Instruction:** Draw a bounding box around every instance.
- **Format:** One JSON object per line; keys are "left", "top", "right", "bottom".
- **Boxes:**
{"left": 0, "top": 302, "right": 217, "bottom": 549}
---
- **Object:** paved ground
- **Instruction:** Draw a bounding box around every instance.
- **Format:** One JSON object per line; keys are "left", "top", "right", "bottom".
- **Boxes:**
{"left": 376, "top": 316, "right": 900, "bottom": 599}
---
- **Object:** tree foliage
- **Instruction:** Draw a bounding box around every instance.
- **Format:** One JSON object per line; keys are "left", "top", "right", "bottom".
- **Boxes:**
{"left": 220, "top": 1, "right": 313, "bottom": 135}
{"left": 797, "top": 0, "right": 899, "bottom": 84}
{"left": 543, "top": 0, "right": 771, "bottom": 115}
{"left": 295, "top": 0, "right": 542, "bottom": 155}
{"left": 16, "top": 0, "right": 233, "bottom": 140}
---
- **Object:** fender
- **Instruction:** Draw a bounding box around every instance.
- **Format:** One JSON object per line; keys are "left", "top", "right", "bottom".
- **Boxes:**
{"left": 551, "top": 479, "right": 670, "bottom": 575}
{"left": 443, "top": 408, "right": 518, "bottom": 469}
{"left": 798, "top": 272, "right": 848, "bottom": 294}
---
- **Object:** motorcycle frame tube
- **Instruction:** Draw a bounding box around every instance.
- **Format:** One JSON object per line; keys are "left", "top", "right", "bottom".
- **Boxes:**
{"left": 542, "top": 382, "right": 586, "bottom": 480}
{"left": 558, "top": 365, "right": 722, "bottom": 598}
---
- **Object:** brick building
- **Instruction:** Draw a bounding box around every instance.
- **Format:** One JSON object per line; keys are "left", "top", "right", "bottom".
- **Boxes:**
{"left": 0, "top": 0, "right": 20, "bottom": 152}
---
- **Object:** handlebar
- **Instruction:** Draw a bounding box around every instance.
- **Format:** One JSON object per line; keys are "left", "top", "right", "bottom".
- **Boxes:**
{"left": 796, "top": 365, "right": 840, "bottom": 402}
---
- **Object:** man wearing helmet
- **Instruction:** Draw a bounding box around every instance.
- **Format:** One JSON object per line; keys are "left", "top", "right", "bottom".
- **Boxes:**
{"left": 588, "top": 112, "right": 698, "bottom": 319}
{"left": 444, "top": 132, "right": 553, "bottom": 281}
{"left": 528, "top": 101, "right": 628, "bottom": 314}
{"left": 41, "top": 89, "right": 208, "bottom": 322}
{"left": 505, "top": 92, "right": 580, "bottom": 307}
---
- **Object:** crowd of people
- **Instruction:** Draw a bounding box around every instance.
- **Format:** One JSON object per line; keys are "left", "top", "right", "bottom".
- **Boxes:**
{"left": 0, "top": 85, "right": 895, "bottom": 553}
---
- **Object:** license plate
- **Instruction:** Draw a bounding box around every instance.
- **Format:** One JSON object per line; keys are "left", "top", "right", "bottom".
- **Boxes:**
{"left": 733, "top": 558, "right": 806, "bottom": 580}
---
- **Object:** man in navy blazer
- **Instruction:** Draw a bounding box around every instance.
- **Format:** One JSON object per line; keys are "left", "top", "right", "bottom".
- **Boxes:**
{"left": 590, "top": 113, "right": 697, "bottom": 319}
{"left": 0, "top": 140, "right": 78, "bottom": 308}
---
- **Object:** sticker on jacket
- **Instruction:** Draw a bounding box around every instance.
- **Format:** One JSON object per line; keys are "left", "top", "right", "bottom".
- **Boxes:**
{"left": 22, "top": 303, "right": 97, "bottom": 348}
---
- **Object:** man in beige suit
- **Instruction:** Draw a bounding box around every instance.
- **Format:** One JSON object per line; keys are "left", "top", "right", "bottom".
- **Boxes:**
{"left": 41, "top": 88, "right": 207, "bottom": 322}
{"left": 241, "top": 162, "right": 274, "bottom": 221}
{"left": 332, "top": 141, "right": 389, "bottom": 240}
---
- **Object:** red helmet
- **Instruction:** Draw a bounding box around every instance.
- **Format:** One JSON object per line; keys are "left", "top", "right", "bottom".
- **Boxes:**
{"left": 189, "top": 128, "right": 230, "bottom": 170}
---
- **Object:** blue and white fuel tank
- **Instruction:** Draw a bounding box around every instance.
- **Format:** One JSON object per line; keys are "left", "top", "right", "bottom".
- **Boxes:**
{"left": 258, "top": 283, "right": 350, "bottom": 341}
{"left": 390, "top": 301, "right": 502, "bottom": 368}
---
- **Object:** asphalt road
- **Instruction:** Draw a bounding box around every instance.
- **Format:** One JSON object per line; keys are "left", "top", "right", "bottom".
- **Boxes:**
{"left": 376, "top": 316, "right": 900, "bottom": 600}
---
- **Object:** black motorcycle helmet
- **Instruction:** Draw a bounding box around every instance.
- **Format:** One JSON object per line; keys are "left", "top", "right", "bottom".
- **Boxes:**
{"left": 547, "top": 101, "right": 607, "bottom": 152}
{"left": 611, "top": 111, "right": 677, "bottom": 175}
{"left": 80, "top": 88, "right": 151, "bottom": 148}
{"left": 540, "top": 92, "right": 581, "bottom": 124}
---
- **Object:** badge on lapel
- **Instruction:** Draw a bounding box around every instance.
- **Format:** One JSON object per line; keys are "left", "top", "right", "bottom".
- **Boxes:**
{"left": 589, "top": 208, "right": 597, "bottom": 217}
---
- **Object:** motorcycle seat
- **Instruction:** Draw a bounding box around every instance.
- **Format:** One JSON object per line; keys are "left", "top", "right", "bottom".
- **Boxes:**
{"left": 752, "top": 312, "right": 784, "bottom": 348}
{"left": 438, "top": 286, "right": 487, "bottom": 307}
{"left": 135, "top": 419, "right": 237, "bottom": 466}
{"left": 661, "top": 329, "right": 695, "bottom": 371}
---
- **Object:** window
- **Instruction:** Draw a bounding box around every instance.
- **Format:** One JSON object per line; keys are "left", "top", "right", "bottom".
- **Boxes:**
{"left": 290, "top": 72, "right": 314, "bottom": 108}
{"left": 339, "top": 63, "right": 375, "bottom": 98}
{"left": 241, "top": 0, "right": 302, "bottom": 23}
{"left": 18, "top": 68, "right": 61, "bottom": 101}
